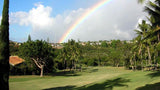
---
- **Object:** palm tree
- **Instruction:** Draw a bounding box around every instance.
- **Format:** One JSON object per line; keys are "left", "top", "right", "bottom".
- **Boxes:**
{"left": 131, "top": 43, "right": 138, "bottom": 70}
{"left": 61, "top": 39, "right": 82, "bottom": 71}
{"left": 59, "top": 47, "right": 68, "bottom": 69}
{"left": 144, "top": 0, "right": 160, "bottom": 69}
{"left": 137, "top": 0, "right": 160, "bottom": 70}
{"left": 145, "top": 0, "right": 160, "bottom": 42}
{"left": 134, "top": 20, "right": 152, "bottom": 70}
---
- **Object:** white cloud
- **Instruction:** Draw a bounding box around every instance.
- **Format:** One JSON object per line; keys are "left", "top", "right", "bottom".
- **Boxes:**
{"left": 10, "top": 3, "right": 56, "bottom": 41}
{"left": 10, "top": 0, "right": 145, "bottom": 42}
{"left": 10, "top": 11, "right": 29, "bottom": 25}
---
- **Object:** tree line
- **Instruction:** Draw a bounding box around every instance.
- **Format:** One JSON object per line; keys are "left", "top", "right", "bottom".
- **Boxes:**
{"left": 10, "top": 38, "right": 134, "bottom": 76}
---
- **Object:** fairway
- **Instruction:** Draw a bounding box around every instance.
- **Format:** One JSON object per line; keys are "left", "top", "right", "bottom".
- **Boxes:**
{"left": 9, "top": 67, "right": 160, "bottom": 90}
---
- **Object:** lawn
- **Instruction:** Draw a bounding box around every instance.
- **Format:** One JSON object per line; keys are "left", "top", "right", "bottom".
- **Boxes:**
{"left": 9, "top": 67, "right": 160, "bottom": 90}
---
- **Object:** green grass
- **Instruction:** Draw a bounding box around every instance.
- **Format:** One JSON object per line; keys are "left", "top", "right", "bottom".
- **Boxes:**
{"left": 9, "top": 67, "right": 160, "bottom": 90}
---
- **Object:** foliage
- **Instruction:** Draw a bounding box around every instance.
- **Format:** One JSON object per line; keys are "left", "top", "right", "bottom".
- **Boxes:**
{"left": 0, "top": 0, "right": 9, "bottom": 89}
{"left": 18, "top": 40, "right": 55, "bottom": 76}
{"left": 57, "top": 39, "right": 82, "bottom": 70}
{"left": 9, "top": 41, "right": 19, "bottom": 55}
{"left": 101, "top": 41, "right": 108, "bottom": 47}
{"left": 132, "top": 0, "right": 160, "bottom": 71}
{"left": 55, "top": 39, "right": 133, "bottom": 69}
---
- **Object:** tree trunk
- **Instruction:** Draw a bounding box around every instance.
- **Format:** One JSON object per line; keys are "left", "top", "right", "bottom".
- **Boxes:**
{"left": 157, "top": 63, "right": 159, "bottom": 70}
{"left": 141, "top": 53, "right": 143, "bottom": 71}
{"left": 157, "top": 31, "right": 160, "bottom": 42}
{"left": 138, "top": 44, "right": 142, "bottom": 55}
{"left": 145, "top": 53, "right": 148, "bottom": 66}
{"left": 130, "top": 58, "right": 134, "bottom": 71}
{"left": 154, "top": 55, "right": 157, "bottom": 70}
{"left": 141, "top": 60, "right": 143, "bottom": 71}
{"left": 135, "top": 60, "right": 137, "bottom": 70}
{"left": 32, "top": 59, "right": 44, "bottom": 77}
{"left": 147, "top": 46, "right": 152, "bottom": 65}
{"left": 74, "top": 61, "right": 77, "bottom": 71}
{"left": 72, "top": 60, "right": 74, "bottom": 73}
{"left": 80, "top": 64, "right": 82, "bottom": 72}
{"left": 64, "top": 59, "right": 66, "bottom": 69}
{"left": 134, "top": 53, "right": 137, "bottom": 70}
{"left": 0, "top": 0, "right": 9, "bottom": 90}
{"left": 63, "top": 59, "right": 66, "bottom": 74}
{"left": 116, "top": 63, "right": 119, "bottom": 67}
{"left": 40, "top": 65, "right": 44, "bottom": 77}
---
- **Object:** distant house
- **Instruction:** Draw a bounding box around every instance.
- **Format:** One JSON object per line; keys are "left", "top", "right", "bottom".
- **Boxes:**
{"left": 50, "top": 43, "right": 63, "bottom": 49}
{"left": 9, "top": 56, "right": 25, "bottom": 66}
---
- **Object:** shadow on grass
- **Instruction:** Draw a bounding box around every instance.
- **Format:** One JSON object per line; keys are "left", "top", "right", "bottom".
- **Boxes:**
{"left": 43, "top": 85, "right": 76, "bottom": 90}
{"left": 87, "top": 69, "right": 99, "bottom": 73}
{"left": 50, "top": 71, "right": 81, "bottom": 77}
{"left": 136, "top": 82, "right": 160, "bottom": 90}
{"left": 49, "top": 68, "right": 99, "bottom": 77}
{"left": 147, "top": 71, "right": 160, "bottom": 78}
{"left": 82, "top": 68, "right": 99, "bottom": 73}
{"left": 77, "top": 77, "right": 130, "bottom": 90}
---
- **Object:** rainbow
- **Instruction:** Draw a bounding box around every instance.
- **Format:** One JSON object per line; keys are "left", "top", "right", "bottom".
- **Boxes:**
{"left": 59, "top": 0, "right": 112, "bottom": 43}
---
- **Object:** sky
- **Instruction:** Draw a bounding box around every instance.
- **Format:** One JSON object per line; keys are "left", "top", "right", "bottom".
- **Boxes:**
{"left": 0, "top": 0, "right": 147, "bottom": 43}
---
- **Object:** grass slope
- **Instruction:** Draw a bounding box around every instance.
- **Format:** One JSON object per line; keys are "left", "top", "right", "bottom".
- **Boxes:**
{"left": 9, "top": 67, "right": 160, "bottom": 90}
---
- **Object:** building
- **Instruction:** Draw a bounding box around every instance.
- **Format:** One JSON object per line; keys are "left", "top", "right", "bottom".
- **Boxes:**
{"left": 9, "top": 56, "right": 25, "bottom": 66}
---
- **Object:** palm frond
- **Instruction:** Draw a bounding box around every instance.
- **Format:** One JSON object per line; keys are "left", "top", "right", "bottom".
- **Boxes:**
{"left": 144, "top": 6, "right": 160, "bottom": 17}
{"left": 134, "top": 29, "right": 142, "bottom": 35}
{"left": 138, "top": 0, "right": 146, "bottom": 4}
{"left": 148, "top": 1, "right": 160, "bottom": 13}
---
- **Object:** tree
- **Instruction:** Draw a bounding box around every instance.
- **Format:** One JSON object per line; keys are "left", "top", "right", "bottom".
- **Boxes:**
{"left": 145, "top": 0, "right": 160, "bottom": 42}
{"left": 27, "top": 35, "right": 32, "bottom": 42}
{"left": 19, "top": 40, "right": 54, "bottom": 77}
{"left": 59, "top": 39, "right": 82, "bottom": 71}
{"left": 0, "top": 0, "right": 9, "bottom": 89}
{"left": 143, "top": 0, "right": 160, "bottom": 68}
{"left": 111, "top": 40, "right": 121, "bottom": 48}
{"left": 108, "top": 48, "right": 123, "bottom": 67}
{"left": 134, "top": 20, "right": 153, "bottom": 70}
{"left": 67, "top": 39, "right": 82, "bottom": 70}
{"left": 101, "top": 41, "right": 108, "bottom": 47}
{"left": 9, "top": 41, "right": 19, "bottom": 55}
{"left": 58, "top": 47, "right": 68, "bottom": 69}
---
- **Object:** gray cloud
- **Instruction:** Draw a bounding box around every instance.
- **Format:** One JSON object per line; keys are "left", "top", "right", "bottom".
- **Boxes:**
{"left": 69, "top": 0, "right": 145, "bottom": 42}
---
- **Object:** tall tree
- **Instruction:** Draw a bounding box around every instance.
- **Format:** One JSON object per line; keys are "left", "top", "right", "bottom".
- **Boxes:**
{"left": 145, "top": 0, "right": 160, "bottom": 42}
{"left": 144, "top": 0, "right": 160, "bottom": 67}
{"left": 0, "top": 0, "right": 9, "bottom": 89}
{"left": 27, "top": 35, "right": 32, "bottom": 42}
{"left": 58, "top": 47, "right": 68, "bottom": 69}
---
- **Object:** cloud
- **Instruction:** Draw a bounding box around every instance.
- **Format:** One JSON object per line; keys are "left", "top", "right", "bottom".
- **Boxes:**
{"left": 10, "top": 3, "right": 55, "bottom": 41}
{"left": 10, "top": 4, "right": 86, "bottom": 42}
{"left": 68, "top": 0, "right": 144, "bottom": 41}
{"left": 10, "top": 0, "right": 145, "bottom": 42}
{"left": 10, "top": 12, "right": 29, "bottom": 25}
